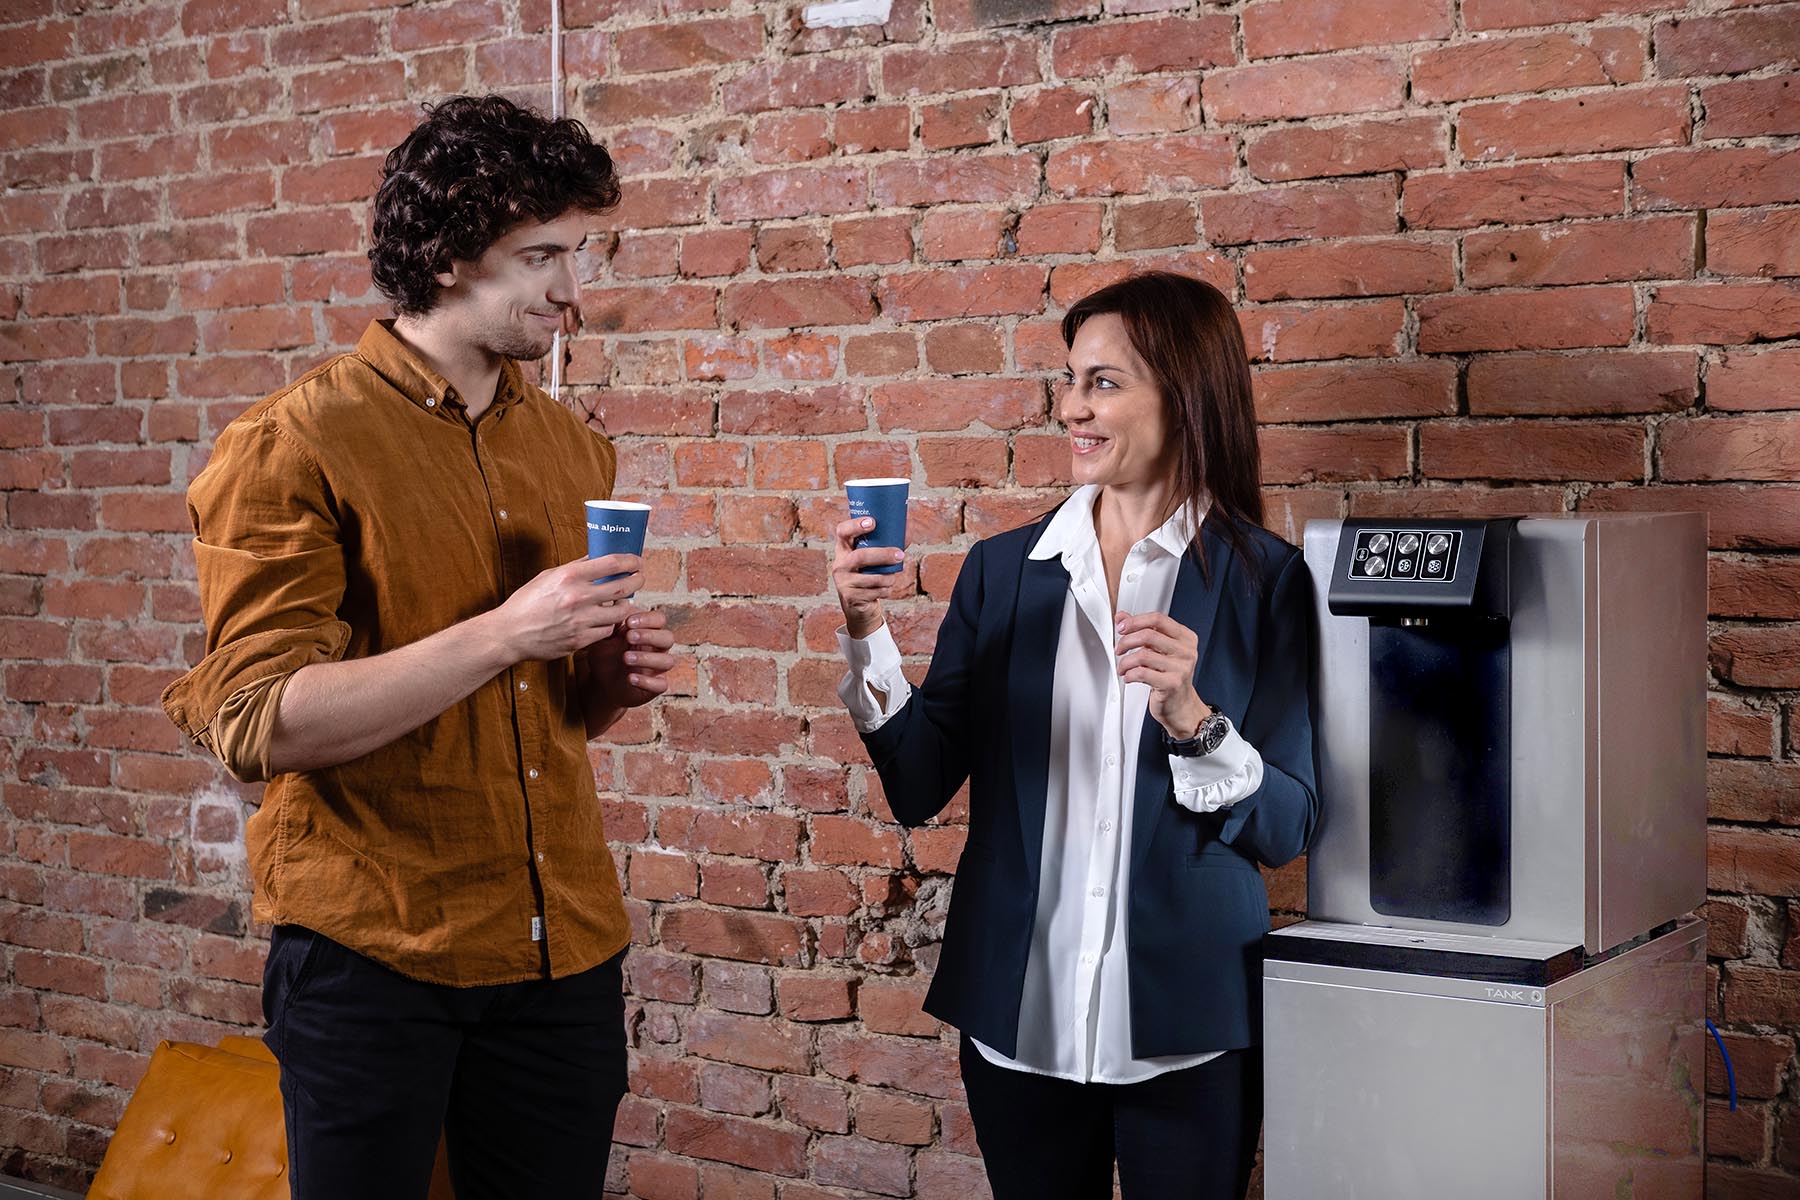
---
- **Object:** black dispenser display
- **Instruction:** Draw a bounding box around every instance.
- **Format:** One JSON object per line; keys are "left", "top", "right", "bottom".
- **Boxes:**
{"left": 1329, "top": 519, "right": 1518, "bottom": 927}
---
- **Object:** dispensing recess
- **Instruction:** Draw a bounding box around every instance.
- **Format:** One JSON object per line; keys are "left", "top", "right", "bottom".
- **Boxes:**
{"left": 1328, "top": 518, "right": 1519, "bottom": 927}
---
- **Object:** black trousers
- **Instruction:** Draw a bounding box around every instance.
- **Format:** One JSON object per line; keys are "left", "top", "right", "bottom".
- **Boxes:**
{"left": 262, "top": 925, "right": 628, "bottom": 1200}
{"left": 959, "top": 1036, "right": 1262, "bottom": 1200}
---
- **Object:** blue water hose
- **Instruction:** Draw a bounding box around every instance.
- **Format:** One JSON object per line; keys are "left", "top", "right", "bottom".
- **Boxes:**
{"left": 1706, "top": 1018, "right": 1737, "bottom": 1112}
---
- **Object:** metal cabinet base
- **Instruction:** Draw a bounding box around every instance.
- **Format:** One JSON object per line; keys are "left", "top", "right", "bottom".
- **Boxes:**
{"left": 1263, "top": 919, "right": 1706, "bottom": 1199}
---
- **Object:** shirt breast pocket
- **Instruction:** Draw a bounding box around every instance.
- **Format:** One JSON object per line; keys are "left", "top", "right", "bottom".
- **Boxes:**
{"left": 545, "top": 504, "right": 590, "bottom": 568}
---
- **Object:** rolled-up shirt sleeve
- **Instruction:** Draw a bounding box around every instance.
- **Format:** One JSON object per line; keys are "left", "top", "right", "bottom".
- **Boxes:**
{"left": 835, "top": 623, "right": 912, "bottom": 734}
{"left": 1169, "top": 724, "right": 1264, "bottom": 813}
{"left": 161, "top": 416, "right": 352, "bottom": 756}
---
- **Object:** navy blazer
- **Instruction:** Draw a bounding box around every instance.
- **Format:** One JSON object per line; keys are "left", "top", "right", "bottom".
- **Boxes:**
{"left": 861, "top": 505, "right": 1320, "bottom": 1059}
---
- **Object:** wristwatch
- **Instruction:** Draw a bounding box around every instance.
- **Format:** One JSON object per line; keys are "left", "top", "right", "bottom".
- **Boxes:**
{"left": 1164, "top": 711, "right": 1232, "bottom": 757}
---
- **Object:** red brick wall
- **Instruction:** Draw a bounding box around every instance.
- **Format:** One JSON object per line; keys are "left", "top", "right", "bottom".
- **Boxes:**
{"left": 4, "top": 0, "right": 1798, "bottom": 1193}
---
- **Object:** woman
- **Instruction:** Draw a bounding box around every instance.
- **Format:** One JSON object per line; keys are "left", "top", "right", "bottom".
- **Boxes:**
{"left": 829, "top": 271, "right": 1318, "bottom": 1199}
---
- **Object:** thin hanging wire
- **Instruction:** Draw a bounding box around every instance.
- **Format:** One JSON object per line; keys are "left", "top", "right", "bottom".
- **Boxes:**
{"left": 548, "top": 0, "right": 565, "bottom": 402}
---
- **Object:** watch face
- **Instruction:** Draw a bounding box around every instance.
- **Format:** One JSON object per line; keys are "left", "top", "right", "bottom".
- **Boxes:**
{"left": 1199, "top": 715, "right": 1229, "bottom": 754}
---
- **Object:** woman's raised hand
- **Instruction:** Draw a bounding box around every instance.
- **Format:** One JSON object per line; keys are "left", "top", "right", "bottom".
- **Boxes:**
{"left": 832, "top": 517, "right": 905, "bottom": 639}
{"left": 1115, "top": 611, "right": 1211, "bottom": 740}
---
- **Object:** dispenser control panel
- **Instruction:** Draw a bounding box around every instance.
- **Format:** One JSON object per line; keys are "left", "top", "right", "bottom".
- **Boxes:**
{"left": 1349, "top": 528, "right": 1461, "bottom": 583}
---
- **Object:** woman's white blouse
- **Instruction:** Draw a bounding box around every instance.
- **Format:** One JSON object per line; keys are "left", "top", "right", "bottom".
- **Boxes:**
{"left": 837, "top": 486, "right": 1266, "bottom": 1084}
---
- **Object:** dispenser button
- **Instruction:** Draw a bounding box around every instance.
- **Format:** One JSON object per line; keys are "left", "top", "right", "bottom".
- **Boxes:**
{"left": 1365, "top": 556, "right": 1387, "bottom": 576}
{"left": 1426, "top": 533, "right": 1450, "bottom": 555}
{"left": 1367, "top": 533, "right": 1391, "bottom": 554}
{"left": 1395, "top": 558, "right": 1414, "bottom": 576}
{"left": 1425, "top": 559, "right": 1444, "bottom": 576}
{"left": 1397, "top": 533, "right": 1420, "bottom": 555}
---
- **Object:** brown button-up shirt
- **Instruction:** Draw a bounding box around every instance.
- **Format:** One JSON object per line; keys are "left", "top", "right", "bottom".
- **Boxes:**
{"left": 163, "top": 320, "right": 630, "bottom": 986}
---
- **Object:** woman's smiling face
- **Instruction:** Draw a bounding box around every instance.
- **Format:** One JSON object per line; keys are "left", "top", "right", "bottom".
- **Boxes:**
{"left": 1058, "top": 312, "right": 1176, "bottom": 493}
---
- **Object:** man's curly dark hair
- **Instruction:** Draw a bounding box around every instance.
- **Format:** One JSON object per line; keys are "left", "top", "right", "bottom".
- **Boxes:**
{"left": 369, "top": 95, "right": 621, "bottom": 316}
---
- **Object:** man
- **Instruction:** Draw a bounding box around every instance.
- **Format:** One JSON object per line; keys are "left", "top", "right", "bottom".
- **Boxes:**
{"left": 161, "top": 95, "right": 674, "bottom": 1199}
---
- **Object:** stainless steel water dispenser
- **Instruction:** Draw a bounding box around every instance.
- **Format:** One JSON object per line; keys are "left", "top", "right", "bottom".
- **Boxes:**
{"left": 1262, "top": 514, "right": 1709, "bottom": 1199}
{"left": 1304, "top": 514, "right": 1707, "bottom": 953}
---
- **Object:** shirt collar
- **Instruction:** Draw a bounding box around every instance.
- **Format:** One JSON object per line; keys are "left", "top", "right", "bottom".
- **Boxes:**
{"left": 1028, "top": 484, "right": 1208, "bottom": 565}
{"left": 355, "top": 319, "right": 529, "bottom": 419}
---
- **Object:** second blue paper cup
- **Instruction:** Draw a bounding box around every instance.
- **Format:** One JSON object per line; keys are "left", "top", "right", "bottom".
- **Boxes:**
{"left": 845, "top": 477, "right": 908, "bottom": 575}
{"left": 585, "top": 499, "right": 650, "bottom": 585}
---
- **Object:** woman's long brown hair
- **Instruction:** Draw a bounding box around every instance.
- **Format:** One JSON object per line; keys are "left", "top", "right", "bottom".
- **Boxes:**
{"left": 1061, "top": 270, "right": 1266, "bottom": 575}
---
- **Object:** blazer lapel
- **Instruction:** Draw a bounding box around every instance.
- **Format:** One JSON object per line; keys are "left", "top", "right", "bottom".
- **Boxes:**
{"left": 1009, "top": 549, "right": 1069, "bottom": 897}
{"left": 1130, "top": 533, "right": 1233, "bottom": 879}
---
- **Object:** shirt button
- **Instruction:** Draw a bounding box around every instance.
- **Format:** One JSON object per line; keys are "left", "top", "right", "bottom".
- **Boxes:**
{"left": 527, "top": 768, "right": 539, "bottom": 780}
{"left": 425, "top": 397, "right": 436, "bottom": 407}
{"left": 1100, "top": 820, "right": 1114, "bottom": 832}
{"left": 1104, "top": 754, "right": 1117, "bottom": 767}
{"left": 1126, "top": 572, "right": 1139, "bottom": 583}
{"left": 498, "top": 508, "right": 509, "bottom": 520}
{"left": 1082, "top": 953, "right": 1097, "bottom": 965}
{"left": 1091, "top": 886, "right": 1106, "bottom": 898}
{"left": 536, "top": 852, "right": 544, "bottom": 863}
{"left": 517, "top": 680, "right": 529, "bottom": 692}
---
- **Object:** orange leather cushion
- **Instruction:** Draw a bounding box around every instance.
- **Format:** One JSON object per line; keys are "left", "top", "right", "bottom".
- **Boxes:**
{"left": 92, "top": 1036, "right": 457, "bottom": 1200}
{"left": 89, "top": 1041, "right": 288, "bottom": 1200}
{"left": 217, "top": 1035, "right": 275, "bottom": 1064}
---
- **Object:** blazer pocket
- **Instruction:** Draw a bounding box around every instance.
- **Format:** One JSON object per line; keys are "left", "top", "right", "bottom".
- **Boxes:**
{"left": 1186, "top": 840, "right": 1257, "bottom": 871}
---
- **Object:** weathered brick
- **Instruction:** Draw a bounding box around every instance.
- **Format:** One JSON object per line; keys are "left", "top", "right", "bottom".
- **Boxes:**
{"left": 1421, "top": 421, "right": 1645, "bottom": 483}
{"left": 1246, "top": 116, "right": 1445, "bottom": 183}
{"left": 922, "top": 92, "right": 1000, "bottom": 150}
{"left": 873, "top": 153, "right": 1038, "bottom": 207}
{"left": 1648, "top": 283, "right": 1800, "bottom": 346}
{"left": 616, "top": 15, "right": 763, "bottom": 73}
{"left": 1709, "top": 348, "right": 1800, "bottom": 414}
{"left": 1466, "top": 351, "right": 1696, "bottom": 416}
{"left": 881, "top": 37, "right": 1038, "bottom": 96}
{"left": 1464, "top": 216, "right": 1695, "bottom": 288}
{"left": 716, "top": 166, "right": 866, "bottom": 222}
{"left": 1240, "top": 300, "right": 1406, "bottom": 363}
{"left": 1654, "top": 8, "right": 1800, "bottom": 77}
{"left": 1411, "top": 28, "right": 1644, "bottom": 102}
{"left": 1255, "top": 360, "right": 1457, "bottom": 423}
{"left": 1464, "top": 0, "right": 1680, "bottom": 32}
{"left": 1702, "top": 76, "right": 1800, "bottom": 141}
{"left": 1202, "top": 178, "right": 1398, "bottom": 246}
{"left": 871, "top": 379, "right": 1044, "bottom": 433}
{"left": 1707, "top": 207, "right": 1800, "bottom": 280}
{"left": 1047, "top": 133, "right": 1234, "bottom": 197}
{"left": 1417, "top": 286, "right": 1636, "bottom": 353}
{"left": 1203, "top": 54, "right": 1406, "bottom": 124}
{"left": 664, "top": 1108, "right": 807, "bottom": 1176}
{"left": 1634, "top": 147, "right": 1800, "bottom": 213}
{"left": 1244, "top": 0, "right": 1451, "bottom": 58}
{"left": 1403, "top": 161, "right": 1624, "bottom": 229}
{"left": 1052, "top": 14, "right": 1234, "bottom": 75}
{"left": 1244, "top": 237, "right": 1452, "bottom": 300}
{"left": 835, "top": 105, "right": 909, "bottom": 155}
{"left": 1010, "top": 87, "right": 1094, "bottom": 144}
{"left": 1662, "top": 415, "right": 1800, "bottom": 484}
{"left": 877, "top": 264, "right": 1046, "bottom": 322}
{"left": 1458, "top": 86, "right": 1690, "bottom": 161}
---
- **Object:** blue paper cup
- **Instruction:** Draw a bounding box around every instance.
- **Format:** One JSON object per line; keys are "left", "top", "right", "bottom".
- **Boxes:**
{"left": 585, "top": 499, "right": 650, "bottom": 586}
{"left": 845, "top": 477, "right": 908, "bottom": 575}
